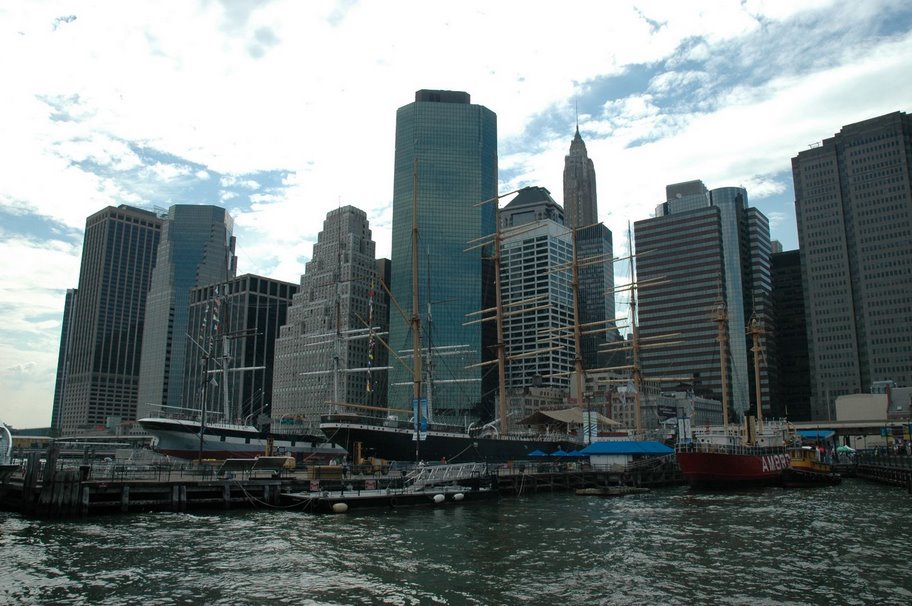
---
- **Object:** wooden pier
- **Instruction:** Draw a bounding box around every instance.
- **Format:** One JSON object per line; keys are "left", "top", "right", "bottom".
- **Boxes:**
{"left": 1, "top": 454, "right": 686, "bottom": 518}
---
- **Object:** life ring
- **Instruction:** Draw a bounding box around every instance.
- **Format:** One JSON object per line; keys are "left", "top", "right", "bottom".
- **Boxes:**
{"left": 389, "top": 496, "right": 399, "bottom": 508}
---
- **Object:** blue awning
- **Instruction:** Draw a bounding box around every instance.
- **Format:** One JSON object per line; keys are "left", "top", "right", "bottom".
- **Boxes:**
{"left": 798, "top": 429, "right": 835, "bottom": 440}
{"left": 579, "top": 440, "right": 673, "bottom": 456}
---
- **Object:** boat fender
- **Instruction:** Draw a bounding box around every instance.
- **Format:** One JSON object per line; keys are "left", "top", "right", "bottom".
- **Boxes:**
{"left": 389, "top": 496, "right": 398, "bottom": 508}
{"left": 331, "top": 502, "right": 349, "bottom": 514}
{"left": 433, "top": 494, "right": 445, "bottom": 504}
{"left": 452, "top": 493, "right": 465, "bottom": 501}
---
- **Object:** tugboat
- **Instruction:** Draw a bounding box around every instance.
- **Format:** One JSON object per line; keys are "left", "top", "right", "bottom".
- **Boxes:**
{"left": 781, "top": 445, "right": 842, "bottom": 487}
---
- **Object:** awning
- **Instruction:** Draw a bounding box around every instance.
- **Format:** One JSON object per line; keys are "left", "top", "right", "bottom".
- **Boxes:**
{"left": 518, "top": 407, "right": 620, "bottom": 427}
{"left": 798, "top": 429, "right": 835, "bottom": 440}
{"left": 579, "top": 440, "right": 674, "bottom": 456}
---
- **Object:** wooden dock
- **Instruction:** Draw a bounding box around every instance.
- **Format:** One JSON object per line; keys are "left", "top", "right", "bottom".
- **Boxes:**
{"left": 1, "top": 454, "right": 685, "bottom": 519}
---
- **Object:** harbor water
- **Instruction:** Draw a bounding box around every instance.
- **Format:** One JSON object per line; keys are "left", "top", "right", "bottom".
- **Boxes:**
{"left": 2, "top": 479, "right": 910, "bottom": 605}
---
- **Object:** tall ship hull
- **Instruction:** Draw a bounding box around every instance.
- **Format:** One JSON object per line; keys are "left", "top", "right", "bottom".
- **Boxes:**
{"left": 138, "top": 417, "right": 345, "bottom": 462}
{"left": 321, "top": 413, "right": 582, "bottom": 463}
{"left": 675, "top": 446, "right": 791, "bottom": 487}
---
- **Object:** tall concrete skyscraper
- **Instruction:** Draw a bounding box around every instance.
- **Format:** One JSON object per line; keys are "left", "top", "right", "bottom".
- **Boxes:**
{"left": 562, "top": 128, "right": 616, "bottom": 371}
{"left": 500, "top": 187, "right": 575, "bottom": 391}
{"left": 634, "top": 181, "right": 774, "bottom": 418}
{"left": 563, "top": 126, "right": 597, "bottom": 229}
{"left": 137, "top": 205, "right": 236, "bottom": 418}
{"left": 271, "top": 206, "right": 387, "bottom": 435}
{"left": 793, "top": 111, "right": 912, "bottom": 419}
{"left": 56, "top": 205, "right": 162, "bottom": 434}
{"left": 388, "top": 89, "right": 497, "bottom": 423}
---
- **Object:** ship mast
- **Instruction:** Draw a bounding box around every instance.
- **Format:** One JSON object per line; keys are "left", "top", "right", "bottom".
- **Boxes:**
{"left": 411, "top": 160, "right": 423, "bottom": 462}
{"left": 712, "top": 301, "right": 730, "bottom": 438}
{"left": 569, "top": 225, "right": 588, "bottom": 439}
{"left": 748, "top": 312, "right": 764, "bottom": 435}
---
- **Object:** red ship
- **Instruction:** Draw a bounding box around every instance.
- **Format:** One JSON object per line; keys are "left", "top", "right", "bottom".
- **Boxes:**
{"left": 675, "top": 419, "right": 793, "bottom": 487}
{"left": 675, "top": 309, "right": 796, "bottom": 487}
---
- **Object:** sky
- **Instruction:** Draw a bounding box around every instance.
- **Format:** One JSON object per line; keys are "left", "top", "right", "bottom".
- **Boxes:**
{"left": 2, "top": 0, "right": 911, "bottom": 429}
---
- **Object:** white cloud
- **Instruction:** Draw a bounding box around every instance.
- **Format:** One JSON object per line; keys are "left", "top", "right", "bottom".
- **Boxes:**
{"left": 1, "top": 0, "right": 910, "bottom": 427}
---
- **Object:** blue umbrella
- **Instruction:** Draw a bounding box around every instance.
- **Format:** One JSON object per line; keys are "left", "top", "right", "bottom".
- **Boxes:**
{"left": 551, "top": 449, "right": 570, "bottom": 457}
{"left": 528, "top": 449, "right": 548, "bottom": 458}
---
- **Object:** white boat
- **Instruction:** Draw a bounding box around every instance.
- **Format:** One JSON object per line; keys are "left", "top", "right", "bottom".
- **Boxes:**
{"left": 138, "top": 408, "right": 345, "bottom": 462}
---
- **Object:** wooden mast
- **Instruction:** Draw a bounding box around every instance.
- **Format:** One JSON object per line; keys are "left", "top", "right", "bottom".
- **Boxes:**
{"left": 712, "top": 301, "right": 730, "bottom": 438}
{"left": 749, "top": 313, "right": 764, "bottom": 435}
{"left": 411, "top": 160, "right": 422, "bottom": 461}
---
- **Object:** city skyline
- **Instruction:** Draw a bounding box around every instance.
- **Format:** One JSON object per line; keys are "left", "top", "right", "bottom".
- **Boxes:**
{"left": 3, "top": 1, "right": 912, "bottom": 427}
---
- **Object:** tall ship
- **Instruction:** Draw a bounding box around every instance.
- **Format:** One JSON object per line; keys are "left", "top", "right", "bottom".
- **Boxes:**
{"left": 138, "top": 287, "right": 344, "bottom": 462}
{"left": 675, "top": 307, "right": 795, "bottom": 486}
{"left": 321, "top": 183, "right": 618, "bottom": 462}
{"left": 139, "top": 407, "right": 343, "bottom": 462}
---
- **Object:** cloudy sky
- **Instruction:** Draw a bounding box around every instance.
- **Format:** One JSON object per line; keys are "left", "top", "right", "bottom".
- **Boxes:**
{"left": 2, "top": 0, "right": 911, "bottom": 429}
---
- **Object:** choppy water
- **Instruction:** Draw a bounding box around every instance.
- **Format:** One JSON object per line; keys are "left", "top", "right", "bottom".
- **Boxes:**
{"left": 2, "top": 479, "right": 911, "bottom": 605}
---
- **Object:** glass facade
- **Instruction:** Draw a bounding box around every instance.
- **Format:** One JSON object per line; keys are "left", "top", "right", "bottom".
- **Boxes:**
{"left": 634, "top": 181, "right": 773, "bottom": 418}
{"left": 184, "top": 275, "right": 297, "bottom": 426}
{"left": 137, "top": 205, "right": 237, "bottom": 418}
{"left": 388, "top": 90, "right": 498, "bottom": 423}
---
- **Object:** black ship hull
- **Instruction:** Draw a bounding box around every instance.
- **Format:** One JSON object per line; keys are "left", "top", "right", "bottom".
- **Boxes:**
{"left": 321, "top": 414, "right": 580, "bottom": 463}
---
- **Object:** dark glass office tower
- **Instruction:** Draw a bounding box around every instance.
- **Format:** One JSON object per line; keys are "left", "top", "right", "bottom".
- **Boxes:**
{"left": 634, "top": 181, "right": 773, "bottom": 418}
{"left": 137, "top": 205, "right": 236, "bottom": 419}
{"left": 184, "top": 274, "right": 297, "bottom": 428}
{"left": 771, "top": 250, "right": 810, "bottom": 421}
{"left": 793, "top": 111, "right": 912, "bottom": 419}
{"left": 57, "top": 205, "right": 162, "bottom": 434}
{"left": 388, "top": 90, "right": 497, "bottom": 423}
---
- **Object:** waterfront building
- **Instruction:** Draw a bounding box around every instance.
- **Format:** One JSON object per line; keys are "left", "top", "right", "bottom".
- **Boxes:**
{"left": 388, "top": 89, "right": 498, "bottom": 423}
{"left": 55, "top": 205, "right": 162, "bottom": 434}
{"left": 793, "top": 111, "right": 912, "bottom": 419}
{"left": 183, "top": 274, "right": 298, "bottom": 428}
{"left": 562, "top": 128, "right": 617, "bottom": 370}
{"left": 634, "top": 180, "right": 774, "bottom": 418}
{"left": 271, "top": 206, "right": 388, "bottom": 435}
{"left": 137, "top": 205, "right": 236, "bottom": 419}
{"left": 771, "top": 249, "right": 811, "bottom": 421}
{"left": 500, "top": 187, "right": 575, "bottom": 392}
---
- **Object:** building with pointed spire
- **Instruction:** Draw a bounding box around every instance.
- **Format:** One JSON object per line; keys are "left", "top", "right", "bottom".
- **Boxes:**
{"left": 271, "top": 206, "right": 388, "bottom": 435}
{"left": 561, "top": 128, "right": 616, "bottom": 371}
{"left": 563, "top": 126, "right": 598, "bottom": 229}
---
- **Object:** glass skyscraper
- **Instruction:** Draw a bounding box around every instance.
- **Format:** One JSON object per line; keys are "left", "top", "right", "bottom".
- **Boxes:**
{"left": 634, "top": 181, "right": 773, "bottom": 418}
{"left": 137, "top": 205, "right": 237, "bottom": 418}
{"left": 388, "top": 90, "right": 498, "bottom": 423}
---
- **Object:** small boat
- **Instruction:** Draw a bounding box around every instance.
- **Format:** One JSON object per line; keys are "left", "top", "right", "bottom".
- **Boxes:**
{"left": 576, "top": 486, "right": 650, "bottom": 497}
{"left": 781, "top": 445, "right": 842, "bottom": 487}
